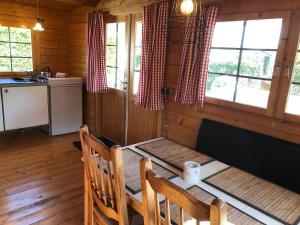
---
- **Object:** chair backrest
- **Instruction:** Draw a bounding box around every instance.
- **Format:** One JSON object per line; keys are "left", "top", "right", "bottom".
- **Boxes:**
{"left": 80, "top": 125, "right": 129, "bottom": 225}
{"left": 140, "top": 157, "right": 227, "bottom": 225}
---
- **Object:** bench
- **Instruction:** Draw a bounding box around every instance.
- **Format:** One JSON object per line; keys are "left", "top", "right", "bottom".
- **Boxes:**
{"left": 196, "top": 119, "right": 300, "bottom": 194}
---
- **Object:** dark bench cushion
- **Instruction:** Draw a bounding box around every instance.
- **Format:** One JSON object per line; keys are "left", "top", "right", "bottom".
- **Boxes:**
{"left": 196, "top": 119, "right": 300, "bottom": 194}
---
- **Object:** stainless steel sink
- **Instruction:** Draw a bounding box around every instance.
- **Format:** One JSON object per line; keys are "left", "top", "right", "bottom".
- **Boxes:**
{"left": 13, "top": 77, "right": 47, "bottom": 83}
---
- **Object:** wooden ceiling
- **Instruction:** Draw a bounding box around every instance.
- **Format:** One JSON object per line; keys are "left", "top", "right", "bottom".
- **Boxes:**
{"left": 1, "top": 0, "right": 99, "bottom": 10}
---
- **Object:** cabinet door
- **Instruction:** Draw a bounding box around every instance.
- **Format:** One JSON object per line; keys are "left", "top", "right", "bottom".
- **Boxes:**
{"left": 50, "top": 85, "right": 82, "bottom": 135}
{"left": 2, "top": 86, "right": 49, "bottom": 130}
{"left": 0, "top": 89, "right": 4, "bottom": 131}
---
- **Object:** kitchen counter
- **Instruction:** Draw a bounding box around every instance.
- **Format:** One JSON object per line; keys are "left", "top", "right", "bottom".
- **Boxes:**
{"left": 0, "top": 78, "right": 48, "bottom": 87}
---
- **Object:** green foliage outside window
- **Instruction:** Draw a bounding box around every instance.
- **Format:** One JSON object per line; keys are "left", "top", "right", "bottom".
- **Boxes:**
{"left": 207, "top": 61, "right": 266, "bottom": 91}
{"left": 292, "top": 53, "right": 300, "bottom": 83}
{"left": 290, "top": 53, "right": 300, "bottom": 95}
{"left": 0, "top": 26, "right": 33, "bottom": 72}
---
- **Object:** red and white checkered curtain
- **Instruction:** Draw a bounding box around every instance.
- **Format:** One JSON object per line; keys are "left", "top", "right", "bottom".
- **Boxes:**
{"left": 135, "top": 1, "right": 169, "bottom": 110}
{"left": 175, "top": 6, "right": 218, "bottom": 106}
{"left": 86, "top": 12, "right": 108, "bottom": 93}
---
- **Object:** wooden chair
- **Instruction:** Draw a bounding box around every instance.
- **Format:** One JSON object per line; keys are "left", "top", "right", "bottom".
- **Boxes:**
{"left": 140, "top": 157, "right": 228, "bottom": 225}
{"left": 80, "top": 125, "right": 129, "bottom": 225}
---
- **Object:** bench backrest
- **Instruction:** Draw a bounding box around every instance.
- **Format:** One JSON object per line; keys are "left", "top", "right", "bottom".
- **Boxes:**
{"left": 196, "top": 119, "right": 300, "bottom": 194}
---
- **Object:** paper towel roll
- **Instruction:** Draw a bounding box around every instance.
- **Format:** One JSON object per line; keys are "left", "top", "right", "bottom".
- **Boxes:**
{"left": 182, "top": 161, "right": 201, "bottom": 184}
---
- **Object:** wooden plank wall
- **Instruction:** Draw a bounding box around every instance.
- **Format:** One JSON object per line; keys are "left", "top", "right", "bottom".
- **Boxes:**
{"left": 93, "top": 0, "right": 300, "bottom": 147}
{"left": 165, "top": 0, "right": 300, "bottom": 148}
{"left": 0, "top": 1, "right": 70, "bottom": 74}
{"left": 5, "top": 0, "right": 298, "bottom": 147}
{"left": 67, "top": 6, "right": 101, "bottom": 134}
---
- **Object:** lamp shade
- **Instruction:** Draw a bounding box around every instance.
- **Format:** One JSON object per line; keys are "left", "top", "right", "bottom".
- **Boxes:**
{"left": 33, "top": 19, "right": 44, "bottom": 31}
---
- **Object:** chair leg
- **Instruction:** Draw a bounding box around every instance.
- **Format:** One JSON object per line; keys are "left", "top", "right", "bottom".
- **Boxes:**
{"left": 91, "top": 209, "right": 95, "bottom": 225}
{"left": 84, "top": 168, "right": 90, "bottom": 225}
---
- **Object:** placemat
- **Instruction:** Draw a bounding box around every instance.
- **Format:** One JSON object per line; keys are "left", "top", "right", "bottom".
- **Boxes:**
{"left": 136, "top": 139, "right": 214, "bottom": 170}
{"left": 160, "top": 186, "right": 264, "bottom": 225}
{"left": 203, "top": 167, "right": 300, "bottom": 225}
{"left": 123, "top": 148, "right": 178, "bottom": 194}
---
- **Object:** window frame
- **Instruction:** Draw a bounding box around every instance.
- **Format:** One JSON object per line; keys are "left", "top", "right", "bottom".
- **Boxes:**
{"left": 104, "top": 15, "right": 129, "bottom": 95}
{"left": 129, "top": 14, "right": 142, "bottom": 99}
{"left": 205, "top": 11, "right": 291, "bottom": 117}
{"left": 274, "top": 10, "right": 300, "bottom": 123}
{"left": 0, "top": 22, "right": 36, "bottom": 76}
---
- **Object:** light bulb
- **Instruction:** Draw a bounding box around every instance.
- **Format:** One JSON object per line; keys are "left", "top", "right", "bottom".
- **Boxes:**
{"left": 180, "top": 0, "right": 194, "bottom": 15}
{"left": 33, "top": 19, "right": 44, "bottom": 31}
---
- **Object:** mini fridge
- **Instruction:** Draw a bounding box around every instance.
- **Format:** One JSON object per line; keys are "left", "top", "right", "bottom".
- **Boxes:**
{"left": 48, "top": 77, "right": 83, "bottom": 136}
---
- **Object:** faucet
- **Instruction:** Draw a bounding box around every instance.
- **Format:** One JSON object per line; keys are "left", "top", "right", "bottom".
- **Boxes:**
{"left": 25, "top": 71, "right": 34, "bottom": 79}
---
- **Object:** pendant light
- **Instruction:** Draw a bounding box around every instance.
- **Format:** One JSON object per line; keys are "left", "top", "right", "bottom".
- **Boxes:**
{"left": 33, "top": 0, "right": 45, "bottom": 31}
{"left": 167, "top": 0, "right": 208, "bottom": 44}
{"left": 180, "top": 0, "right": 194, "bottom": 15}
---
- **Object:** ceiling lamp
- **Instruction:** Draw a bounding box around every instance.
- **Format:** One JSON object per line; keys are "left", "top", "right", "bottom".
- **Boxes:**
{"left": 167, "top": 0, "right": 207, "bottom": 44}
{"left": 33, "top": 0, "right": 45, "bottom": 31}
{"left": 180, "top": 0, "right": 194, "bottom": 15}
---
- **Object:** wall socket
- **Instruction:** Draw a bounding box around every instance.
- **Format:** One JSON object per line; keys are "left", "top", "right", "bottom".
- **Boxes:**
{"left": 161, "top": 87, "right": 173, "bottom": 97}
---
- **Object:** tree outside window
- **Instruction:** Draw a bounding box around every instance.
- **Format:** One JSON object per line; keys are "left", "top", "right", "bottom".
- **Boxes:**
{"left": 0, "top": 26, "right": 33, "bottom": 72}
{"left": 206, "top": 19, "right": 282, "bottom": 108}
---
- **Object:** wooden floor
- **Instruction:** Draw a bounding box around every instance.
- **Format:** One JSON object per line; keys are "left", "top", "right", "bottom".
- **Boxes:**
{"left": 0, "top": 129, "right": 84, "bottom": 225}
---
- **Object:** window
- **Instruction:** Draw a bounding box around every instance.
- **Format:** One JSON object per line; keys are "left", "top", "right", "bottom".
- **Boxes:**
{"left": 105, "top": 22, "right": 126, "bottom": 90}
{"left": 0, "top": 26, "right": 33, "bottom": 72}
{"left": 206, "top": 19, "right": 282, "bottom": 108}
{"left": 133, "top": 21, "right": 142, "bottom": 94}
{"left": 285, "top": 39, "right": 300, "bottom": 115}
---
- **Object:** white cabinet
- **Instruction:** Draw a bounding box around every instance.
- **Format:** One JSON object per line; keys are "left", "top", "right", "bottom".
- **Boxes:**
{"left": 0, "top": 89, "right": 4, "bottom": 132}
{"left": 2, "top": 86, "right": 49, "bottom": 130}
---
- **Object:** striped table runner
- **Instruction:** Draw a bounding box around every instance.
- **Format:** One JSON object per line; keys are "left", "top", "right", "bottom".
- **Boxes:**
{"left": 203, "top": 167, "right": 300, "bottom": 225}
{"left": 136, "top": 139, "right": 214, "bottom": 170}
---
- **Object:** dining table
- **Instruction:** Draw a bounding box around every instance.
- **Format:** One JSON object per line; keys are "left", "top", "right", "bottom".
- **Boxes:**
{"left": 84, "top": 137, "right": 300, "bottom": 225}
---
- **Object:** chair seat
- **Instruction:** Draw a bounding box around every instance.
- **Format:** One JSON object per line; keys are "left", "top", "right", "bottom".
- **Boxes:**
{"left": 94, "top": 206, "right": 118, "bottom": 225}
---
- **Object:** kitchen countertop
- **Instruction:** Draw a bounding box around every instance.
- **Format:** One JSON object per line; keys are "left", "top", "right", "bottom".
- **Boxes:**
{"left": 0, "top": 78, "right": 48, "bottom": 87}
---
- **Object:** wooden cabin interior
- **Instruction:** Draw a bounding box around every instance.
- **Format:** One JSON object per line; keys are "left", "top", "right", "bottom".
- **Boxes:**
{"left": 0, "top": 0, "right": 299, "bottom": 224}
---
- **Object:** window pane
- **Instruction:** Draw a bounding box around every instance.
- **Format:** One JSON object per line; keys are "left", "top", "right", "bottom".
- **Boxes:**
{"left": 11, "top": 43, "right": 32, "bottom": 57}
{"left": 286, "top": 84, "right": 300, "bottom": 115}
{"left": 116, "top": 69, "right": 125, "bottom": 90}
{"left": 133, "top": 71, "right": 140, "bottom": 94}
{"left": 206, "top": 74, "right": 236, "bottom": 101}
{"left": 243, "top": 19, "right": 282, "bottom": 49}
{"left": 135, "top": 21, "right": 142, "bottom": 47}
{"left": 211, "top": 21, "right": 244, "bottom": 48}
{"left": 12, "top": 58, "right": 33, "bottom": 71}
{"left": 0, "top": 42, "right": 10, "bottom": 56}
{"left": 135, "top": 47, "right": 141, "bottom": 71}
{"left": 208, "top": 49, "right": 239, "bottom": 75}
{"left": 106, "top": 23, "right": 117, "bottom": 45}
{"left": 106, "top": 67, "right": 116, "bottom": 88}
{"left": 117, "top": 22, "right": 126, "bottom": 79}
{"left": 235, "top": 78, "right": 270, "bottom": 108}
{"left": 292, "top": 52, "right": 300, "bottom": 83}
{"left": 0, "top": 26, "right": 9, "bottom": 41}
{"left": 10, "top": 27, "right": 31, "bottom": 43}
{"left": 240, "top": 50, "right": 276, "bottom": 78}
{"left": 0, "top": 57, "right": 11, "bottom": 71}
{"left": 106, "top": 46, "right": 116, "bottom": 67}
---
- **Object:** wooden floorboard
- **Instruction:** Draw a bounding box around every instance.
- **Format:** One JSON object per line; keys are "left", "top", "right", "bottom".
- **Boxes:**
{"left": 0, "top": 129, "right": 84, "bottom": 225}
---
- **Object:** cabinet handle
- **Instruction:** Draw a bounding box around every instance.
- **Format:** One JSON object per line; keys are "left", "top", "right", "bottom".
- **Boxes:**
{"left": 3, "top": 89, "right": 8, "bottom": 93}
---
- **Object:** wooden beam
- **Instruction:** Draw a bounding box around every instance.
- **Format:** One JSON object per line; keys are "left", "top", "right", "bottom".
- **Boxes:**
{"left": 81, "top": 0, "right": 100, "bottom": 7}
{"left": 52, "top": 0, "right": 100, "bottom": 7}
{"left": 51, "top": 0, "right": 83, "bottom": 5}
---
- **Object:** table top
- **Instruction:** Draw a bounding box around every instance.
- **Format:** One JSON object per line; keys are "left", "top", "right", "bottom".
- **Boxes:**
{"left": 123, "top": 138, "right": 300, "bottom": 225}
